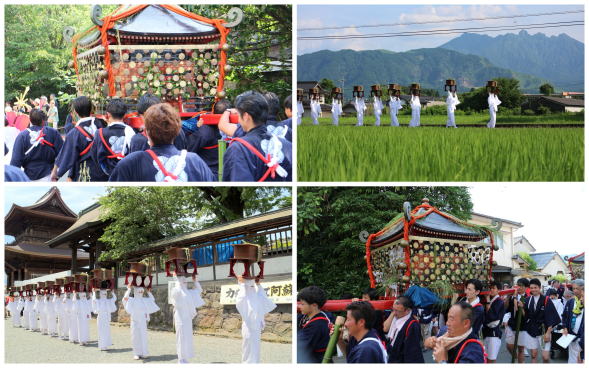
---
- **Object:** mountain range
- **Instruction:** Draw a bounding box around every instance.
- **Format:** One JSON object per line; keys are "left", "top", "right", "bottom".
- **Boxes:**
{"left": 298, "top": 31, "right": 584, "bottom": 93}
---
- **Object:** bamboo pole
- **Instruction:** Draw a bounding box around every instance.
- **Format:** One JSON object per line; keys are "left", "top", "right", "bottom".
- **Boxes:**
{"left": 218, "top": 139, "right": 227, "bottom": 181}
{"left": 322, "top": 316, "right": 346, "bottom": 363}
{"left": 511, "top": 295, "right": 524, "bottom": 363}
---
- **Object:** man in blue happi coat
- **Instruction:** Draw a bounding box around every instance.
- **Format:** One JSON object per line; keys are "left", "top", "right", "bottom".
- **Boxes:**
{"left": 337, "top": 301, "right": 388, "bottom": 363}
{"left": 384, "top": 296, "right": 424, "bottom": 363}
{"left": 297, "top": 286, "right": 331, "bottom": 363}
{"left": 461, "top": 279, "right": 485, "bottom": 337}
{"left": 482, "top": 280, "right": 505, "bottom": 363}
{"left": 562, "top": 279, "right": 584, "bottom": 363}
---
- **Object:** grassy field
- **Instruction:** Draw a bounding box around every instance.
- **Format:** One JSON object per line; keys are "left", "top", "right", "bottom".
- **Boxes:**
{"left": 301, "top": 112, "right": 584, "bottom": 126}
{"left": 298, "top": 114, "right": 584, "bottom": 181}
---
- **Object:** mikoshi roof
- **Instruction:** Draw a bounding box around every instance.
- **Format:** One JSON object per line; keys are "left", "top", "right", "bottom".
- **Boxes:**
{"left": 369, "top": 199, "right": 490, "bottom": 248}
{"left": 568, "top": 252, "right": 585, "bottom": 264}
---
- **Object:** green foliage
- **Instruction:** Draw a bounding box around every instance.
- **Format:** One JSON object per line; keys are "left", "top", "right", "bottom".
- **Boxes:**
{"left": 539, "top": 83, "right": 554, "bottom": 96}
{"left": 522, "top": 109, "right": 535, "bottom": 116}
{"left": 298, "top": 125, "right": 583, "bottom": 181}
{"left": 297, "top": 187, "right": 473, "bottom": 299}
{"left": 459, "top": 77, "right": 524, "bottom": 112}
{"left": 537, "top": 106, "right": 551, "bottom": 115}
{"left": 98, "top": 187, "right": 290, "bottom": 261}
{"left": 552, "top": 274, "right": 569, "bottom": 283}
{"left": 319, "top": 78, "right": 337, "bottom": 92}
{"left": 518, "top": 252, "right": 538, "bottom": 271}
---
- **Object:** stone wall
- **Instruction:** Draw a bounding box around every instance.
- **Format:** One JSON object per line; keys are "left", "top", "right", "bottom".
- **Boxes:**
{"left": 111, "top": 282, "right": 291, "bottom": 343}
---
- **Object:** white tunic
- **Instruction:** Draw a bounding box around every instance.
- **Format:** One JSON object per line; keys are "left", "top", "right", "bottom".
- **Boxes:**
{"left": 92, "top": 291, "right": 118, "bottom": 349}
{"left": 487, "top": 93, "right": 501, "bottom": 128}
{"left": 310, "top": 100, "right": 321, "bottom": 125}
{"left": 72, "top": 294, "right": 92, "bottom": 343}
{"left": 123, "top": 288, "right": 160, "bottom": 357}
{"left": 7, "top": 297, "right": 21, "bottom": 327}
{"left": 389, "top": 97, "right": 402, "bottom": 126}
{"left": 331, "top": 99, "right": 342, "bottom": 126}
{"left": 65, "top": 295, "right": 78, "bottom": 342}
{"left": 446, "top": 91, "right": 460, "bottom": 128}
{"left": 236, "top": 280, "right": 277, "bottom": 363}
{"left": 353, "top": 98, "right": 367, "bottom": 126}
{"left": 56, "top": 294, "right": 69, "bottom": 338}
{"left": 36, "top": 296, "right": 47, "bottom": 333}
{"left": 45, "top": 295, "right": 57, "bottom": 335}
{"left": 171, "top": 277, "right": 206, "bottom": 362}
{"left": 373, "top": 98, "right": 383, "bottom": 126}
{"left": 296, "top": 101, "right": 304, "bottom": 125}
{"left": 23, "top": 297, "right": 35, "bottom": 330}
{"left": 409, "top": 95, "right": 421, "bottom": 127}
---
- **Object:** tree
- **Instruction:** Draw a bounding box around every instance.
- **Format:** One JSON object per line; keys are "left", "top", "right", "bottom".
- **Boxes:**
{"left": 539, "top": 83, "right": 554, "bottom": 96}
{"left": 319, "top": 78, "right": 336, "bottom": 93}
{"left": 459, "top": 77, "right": 524, "bottom": 112}
{"left": 297, "top": 187, "right": 473, "bottom": 299}
{"left": 98, "top": 187, "right": 290, "bottom": 261}
{"left": 518, "top": 252, "right": 538, "bottom": 271}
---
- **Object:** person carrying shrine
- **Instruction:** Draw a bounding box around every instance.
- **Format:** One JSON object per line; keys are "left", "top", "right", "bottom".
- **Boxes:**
{"left": 297, "top": 95, "right": 304, "bottom": 126}
{"left": 236, "top": 275, "right": 277, "bottom": 363}
{"left": 66, "top": 289, "right": 79, "bottom": 343}
{"left": 389, "top": 95, "right": 402, "bottom": 127}
{"left": 122, "top": 285, "right": 160, "bottom": 360}
{"left": 170, "top": 273, "right": 206, "bottom": 363}
{"left": 518, "top": 278, "right": 561, "bottom": 363}
{"left": 7, "top": 292, "right": 22, "bottom": 327}
{"left": 429, "top": 301, "right": 486, "bottom": 363}
{"left": 446, "top": 90, "right": 460, "bottom": 128}
{"left": 310, "top": 95, "right": 321, "bottom": 126}
{"left": 409, "top": 94, "right": 421, "bottom": 127}
{"left": 461, "top": 279, "right": 484, "bottom": 337}
{"left": 331, "top": 96, "right": 343, "bottom": 126}
{"left": 562, "top": 279, "right": 584, "bottom": 363}
{"left": 353, "top": 95, "right": 367, "bottom": 127}
{"left": 297, "top": 285, "right": 331, "bottom": 363}
{"left": 91, "top": 284, "right": 118, "bottom": 351}
{"left": 129, "top": 94, "right": 187, "bottom": 153}
{"left": 56, "top": 288, "right": 69, "bottom": 340}
{"left": 91, "top": 99, "right": 135, "bottom": 177}
{"left": 383, "top": 296, "right": 424, "bottom": 363}
{"left": 337, "top": 301, "right": 388, "bottom": 363}
{"left": 487, "top": 91, "right": 501, "bottom": 128}
{"left": 23, "top": 292, "right": 35, "bottom": 331}
{"left": 17, "top": 293, "right": 26, "bottom": 329}
{"left": 482, "top": 280, "right": 505, "bottom": 363}
{"left": 72, "top": 290, "right": 92, "bottom": 346}
{"left": 373, "top": 94, "right": 383, "bottom": 127}
{"left": 504, "top": 278, "right": 529, "bottom": 357}
{"left": 222, "top": 91, "right": 292, "bottom": 182}
{"left": 52, "top": 96, "right": 108, "bottom": 182}
{"left": 10, "top": 108, "right": 63, "bottom": 181}
{"left": 186, "top": 99, "right": 231, "bottom": 178}
{"left": 109, "top": 103, "right": 214, "bottom": 182}
{"left": 45, "top": 291, "right": 58, "bottom": 337}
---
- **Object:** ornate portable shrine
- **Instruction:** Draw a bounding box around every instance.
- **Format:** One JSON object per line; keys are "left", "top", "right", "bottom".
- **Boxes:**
{"left": 165, "top": 247, "right": 198, "bottom": 277}
{"left": 90, "top": 268, "right": 115, "bottom": 290}
{"left": 228, "top": 242, "right": 265, "bottom": 279}
{"left": 125, "top": 262, "right": 153, "bottom": 288}
{"left": 297, "top": 88, "right": 304, "bottom": 101}
{"left": 370, "top": 85, "right": 382, "bottom": 98}
{"left": 410, "top": 83, "right": 421, "bottom": 97}
{"left": 445, "top": 79, "right": 457, "bottom": 93}
{"left": 67, "top": 5, "right": 242, "bottom": 125}
{"left": 331, "top": 87, "right": 343, "bottom": 102}
{"left": 365, "top": 199, "right": 499, "bottom": 295}
{"left": 486, "top": 80, "right": 499, "bottom": 94}
{"left": 567, "top": 252, "right": 584, "bottom": 280}
{"left": 352, "top": 86, "right": 364, "bottom": 98}
{"left": 388, "top": 84, "right": 401, "bottom": 98}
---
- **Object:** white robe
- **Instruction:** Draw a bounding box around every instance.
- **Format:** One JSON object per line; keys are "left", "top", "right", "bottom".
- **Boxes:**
{"left": 310, "top": 100, "right": 321, "bottom": 125}
{"left": 389, "top": 97, "right": 402, "bottom": 126}
{"left": 353, "top": 98, "right": 367, "bottom": 126}
{"left": 65, "top": 296, "right": 78, "bottom": 342}
{"left": 7, "top": 298, "right": 21, "bottom": 327}
{"left": 296, "top": 101, "right": 304, "bottom": 125}
{"left": 29, "top": 297, "right": 39, "bottom": 331}
{"left": 373, "top": 98, "right": 383, "bottom": 126}
{"left": 19, "top": 297, "right": 29, "bottom": 329}
{"left": 37, "top": 297, "right": 47, "bottom": 333}
{"left": 123, "top": 288, "right": 160, "bottom": 357}
{"left": 73, "top": 294, "right": 92, "bottom": 343}
{"left": 92, "top": 291, "right": 118, "bottom": 349}
{"left": 446, "top": 92, "right": 460, "bottom": 128}
{"left": 45, "top": 295, "right": 57, "bottom": 335}
{"left": 487, "top": 93, "right": 501, "bottom": 128}
{"left": 23, "top": 298, "right": 35, "bottom": 330}
{"left": 236, "top": 280, "right": 277, "bottom": 363}
{"left": 331, "top": 99, "right": 342, "bottom": 126}
{"left": 56, "top": 294, "right": 69, "bottom": 338}
{"left": 409, "top": 95, "right": 421, "bottom": 127}
{"left": 171, "top": 277, "right": 206, "bottom": 361}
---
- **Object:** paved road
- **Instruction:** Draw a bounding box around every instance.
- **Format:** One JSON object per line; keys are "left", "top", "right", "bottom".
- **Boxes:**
{"left": 4, "top": 319, "right": 291, "bottom": 364}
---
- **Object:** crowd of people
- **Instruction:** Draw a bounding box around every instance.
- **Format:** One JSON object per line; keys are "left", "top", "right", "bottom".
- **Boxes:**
{"left": 297, "top": 278, "right": 584, "bottom": 364}
{"left": 6, "top": 274, "right": 276, "bottom": 363}
{"left": 4, "top": 91, "right": 292, "bottom": 182}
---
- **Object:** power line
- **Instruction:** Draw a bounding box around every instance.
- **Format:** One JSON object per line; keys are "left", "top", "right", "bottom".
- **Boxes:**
{"left": 299, "top": 9, "right": 584, "bottom": 31}
{"left": 298, "top": 21, "right": 584, "bottom": 41}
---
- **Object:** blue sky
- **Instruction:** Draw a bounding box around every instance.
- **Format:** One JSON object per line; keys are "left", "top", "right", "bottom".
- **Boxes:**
{"left": 4, "top": 186, "right": 106, "bottom": 216}
{"left": 298, "top": 5, "right": 584, "bottom": 55}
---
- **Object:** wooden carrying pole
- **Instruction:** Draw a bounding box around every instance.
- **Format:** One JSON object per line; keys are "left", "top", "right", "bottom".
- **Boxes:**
{"left": 322, "top": 316, "right": 346, "bottom": 363}
{"left": 511, "top": 295, "right": 524, "bottom": 363}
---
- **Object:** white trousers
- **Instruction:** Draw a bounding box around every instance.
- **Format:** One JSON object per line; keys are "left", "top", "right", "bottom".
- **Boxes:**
{"left": 484, "top": 337, "right": 502, "bottom": 360}
{"left": 331, "top": 111, "right": 339, "bottom": 126}
{"left": 356, "top": 112, "right": 364, "bottom": 126}
{"left": 390, "top": 110, "right": 399, "bottom": 126}
{"left": 446, "top": 110, "right": 457, "bottom": 127}
{"left": 409, "top": 107, "right": 420, "bottom": 127}
{"left": 568, "top": 340, "right": 582, "bottom": 363}
{"left": 487, "top": 108, "right": 496, "bottom": 128}
{"left": 374, "top": 112, "right": 381, "bottom": 126}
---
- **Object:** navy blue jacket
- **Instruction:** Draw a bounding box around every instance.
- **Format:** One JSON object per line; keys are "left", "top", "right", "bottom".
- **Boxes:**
{"left": 278, "top": 117, "right": 292, "bottom": 142}
{"left": 55, "top": 117, "right": 108, "bottom": 181}
{"left": 522, "top": 294, "right": 561, "bottom": 337}
{"left": 387, "top": 317, "right": 424, "bottom": 363}
{"left": 297, "top": 312, "right": 330, "bottom": 363}
{"left": 507, "top": 293, "right": 526, "bottom": 331}
{"left": 347, "top": 329, "right": 386, "bottom": 363}
{"left": 10, "top": 125, "right": 63, "bottom": 180}
{"left": 109, "top": 144, "right": 214, "bottom": 182}
{"left": 222, "top": 125, "right": 292, "bottom": 182}
{"left": 186, "top": 124, "right": 221, "bottom": 177}
{"left": 447, "top": 330, "right": 486, "bottom": 363}
{"left": 4, "top": 165, "right": 30, "bottom": 182}
{"left": 91, "top": 124, "right": 134, "bottom": 177}
{"left": 482, "top": 296, "right": 506, "bottom": 338}
{"left": 129, "top": 129, "right": 187, "bottom": 153}
{"left": 562, "top": 297, "right": 584, "bottom": 344}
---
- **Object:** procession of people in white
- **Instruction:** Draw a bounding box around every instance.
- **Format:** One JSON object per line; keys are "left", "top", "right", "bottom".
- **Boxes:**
{"left": 6, "top": 278, "right": 277, "bottom": 363}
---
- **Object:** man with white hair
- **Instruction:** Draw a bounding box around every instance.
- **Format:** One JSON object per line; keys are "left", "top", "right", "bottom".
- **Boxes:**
{"left": 562, "top": 279, "right": 584, "bottom": 363}
{"left": 123, "top": 285, "right": 160, "bottom": 360}
{"left": 171, "top": 273, "right": 205, "bottom": 363}
{"left": 92, "top": 284, "right": 118, "bottom": 351}
{"left": 236, "top": 275, "right": 277, "bottom": 363}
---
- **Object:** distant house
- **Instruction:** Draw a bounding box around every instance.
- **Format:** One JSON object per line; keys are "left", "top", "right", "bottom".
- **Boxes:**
{"left": 523, "top": 95, "right": 585, "bottom": 113}
{"left": 529, "top": 252, "right": 570, "bottom": 280}
{"left": 297, "top": 81, "right": 326, "bottom": 104}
